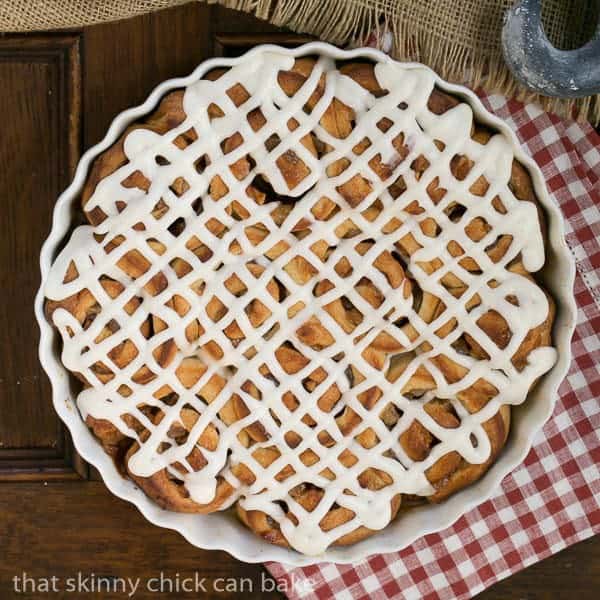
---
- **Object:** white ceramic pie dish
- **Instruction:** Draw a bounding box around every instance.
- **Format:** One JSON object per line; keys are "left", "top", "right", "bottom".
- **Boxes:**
{"left": 35, "top": 42, "right": 577, "bottom": 566}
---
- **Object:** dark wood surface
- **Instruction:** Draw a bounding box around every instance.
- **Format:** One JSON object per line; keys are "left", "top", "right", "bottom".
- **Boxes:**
{"left": 0, "top": 3, "right": 597, "bottom": 598}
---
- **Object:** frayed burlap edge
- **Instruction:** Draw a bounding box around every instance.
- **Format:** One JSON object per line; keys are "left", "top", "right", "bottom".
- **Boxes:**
{"left": 2, "top": 0, "right": 598, "bottom": 124}
{"left": 216, "top": 0, "right": 600, "bottom": 125}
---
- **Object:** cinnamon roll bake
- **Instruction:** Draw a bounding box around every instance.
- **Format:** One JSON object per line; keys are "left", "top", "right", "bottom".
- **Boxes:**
{"left": 45, "top": 51, "right": 557, "bottom": 555}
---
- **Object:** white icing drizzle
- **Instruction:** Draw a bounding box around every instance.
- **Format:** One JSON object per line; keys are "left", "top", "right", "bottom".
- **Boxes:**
{"left": 45, "top": 52, "right": 557, "bottom": 556}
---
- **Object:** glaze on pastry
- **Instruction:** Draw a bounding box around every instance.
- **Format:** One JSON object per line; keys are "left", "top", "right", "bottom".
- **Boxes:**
{"left": 45, "top": 51, "right": 557, "bottom": 555}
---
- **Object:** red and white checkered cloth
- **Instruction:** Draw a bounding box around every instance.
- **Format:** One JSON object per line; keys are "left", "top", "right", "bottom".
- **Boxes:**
{"left": 265, "top": 92, "right": 600, "bottom": 600}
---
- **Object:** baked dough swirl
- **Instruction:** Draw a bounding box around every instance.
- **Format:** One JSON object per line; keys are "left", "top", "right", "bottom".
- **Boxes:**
{"left": 45, "top": 52, "right": 556, "bottom": 555}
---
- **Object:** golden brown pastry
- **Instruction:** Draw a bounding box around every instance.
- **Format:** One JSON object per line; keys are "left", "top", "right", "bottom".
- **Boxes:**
{"left": 44, "top": 52, "right": 556, "bottom": 555}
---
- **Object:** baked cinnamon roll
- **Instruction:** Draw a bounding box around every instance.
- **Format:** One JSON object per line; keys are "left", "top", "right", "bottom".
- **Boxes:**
{"left": 45, "top": 52, "right": 556, "bottom": 555}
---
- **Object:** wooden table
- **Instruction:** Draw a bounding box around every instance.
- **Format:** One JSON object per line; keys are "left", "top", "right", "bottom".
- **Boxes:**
{"left": 0, "top": 4, "right": 597, "bottom": 598}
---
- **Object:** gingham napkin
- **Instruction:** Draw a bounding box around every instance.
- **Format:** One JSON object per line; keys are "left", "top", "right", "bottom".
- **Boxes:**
{"left": 265, "top": 92, "right": 600, "bottom": 599}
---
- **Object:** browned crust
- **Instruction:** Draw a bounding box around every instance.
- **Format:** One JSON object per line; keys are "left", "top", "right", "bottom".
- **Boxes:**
{"left": 45, "top": 57, "right": 555, "bottom": 551}
{"left": 237, "top": 493, "right": 402, "bottom": 549}
{"left": 428, "top": 405, "right": 511, "bottom": 502}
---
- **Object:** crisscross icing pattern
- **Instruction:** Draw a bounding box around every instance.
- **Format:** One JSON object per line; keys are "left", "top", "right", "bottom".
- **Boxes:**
{"left": 45, "top": 52, "right": 557, "bottom": 555}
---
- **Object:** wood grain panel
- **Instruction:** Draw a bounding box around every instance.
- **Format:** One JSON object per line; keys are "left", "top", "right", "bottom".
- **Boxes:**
{"left": 0, "top": 35, "right": 85, "bottom": 480}
{"left": 0, "top": 482, "right": 281, "bottom": 600}
{"left": 214, "top": 33, "right": 314, "bottom": 57}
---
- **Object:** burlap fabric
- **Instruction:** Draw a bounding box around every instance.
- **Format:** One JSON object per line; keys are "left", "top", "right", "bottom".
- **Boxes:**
{"left": 1, "top": 1, "right": 598, "bottom": 114}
